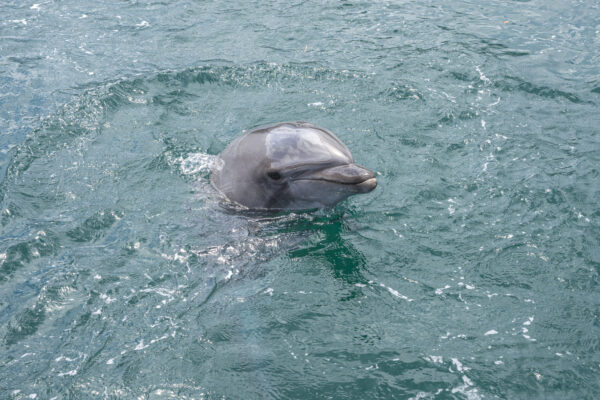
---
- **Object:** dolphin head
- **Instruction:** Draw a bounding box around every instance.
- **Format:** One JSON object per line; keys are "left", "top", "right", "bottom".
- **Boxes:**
{"left": 211, "top": 122, "right": 377, "bottom": 210}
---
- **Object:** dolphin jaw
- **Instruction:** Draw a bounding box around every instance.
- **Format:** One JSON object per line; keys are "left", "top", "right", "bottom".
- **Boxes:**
{"left": 353, "top": 177, "right": 378, "bottom": 193}
{"left": 291, "top": 163, "right": 377, "bottom": 192}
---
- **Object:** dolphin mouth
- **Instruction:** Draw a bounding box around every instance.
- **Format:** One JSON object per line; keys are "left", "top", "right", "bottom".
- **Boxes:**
{"left": 353, "top": 177, "right": 378, "bottom": 192}
{"left": 294, "top": 163, "right": 377, "bottom": 192}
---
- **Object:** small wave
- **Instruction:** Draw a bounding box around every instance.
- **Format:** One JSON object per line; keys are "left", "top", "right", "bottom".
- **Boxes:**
{"left": 170, "top": 152, "right": 215, "bottom": 176}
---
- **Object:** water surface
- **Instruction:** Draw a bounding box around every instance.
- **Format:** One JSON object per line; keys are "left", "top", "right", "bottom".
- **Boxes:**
{"left": 1, "top": 1, "right": 599, "bottom": 398}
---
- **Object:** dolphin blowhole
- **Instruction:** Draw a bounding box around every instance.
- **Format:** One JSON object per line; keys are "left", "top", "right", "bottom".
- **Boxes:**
{"left": 211, "top": 121, "right": 377, "bottom": 210}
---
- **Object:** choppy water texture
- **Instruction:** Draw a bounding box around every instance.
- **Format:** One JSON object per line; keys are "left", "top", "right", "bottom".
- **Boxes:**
{"left": 1, "top": 0, "right": 599, "bottom": 398}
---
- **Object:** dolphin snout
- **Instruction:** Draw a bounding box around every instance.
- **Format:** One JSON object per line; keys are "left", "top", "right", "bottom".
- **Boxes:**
{"left": 320, "top": 164, "right": 374, "bottom": 183}
{"left": 313, "top": 163, "right": 377, "bottom": 192}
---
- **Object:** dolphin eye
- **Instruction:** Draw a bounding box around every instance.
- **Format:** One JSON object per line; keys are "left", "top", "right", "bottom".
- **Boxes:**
{"left": 267, "top": 171, "right": 282, "bottom": 180}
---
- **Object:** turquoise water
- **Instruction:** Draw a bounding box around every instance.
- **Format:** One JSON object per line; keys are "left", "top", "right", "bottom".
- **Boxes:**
{"left": 1, "top": 0, "right": 599, "bottom": 398}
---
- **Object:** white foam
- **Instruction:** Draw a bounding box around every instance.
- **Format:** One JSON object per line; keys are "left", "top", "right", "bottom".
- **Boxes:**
{"left": 135, "top": 340, "right": 149, "bottom": 350}
{"left": 427, "top": 355, "right": 443, "bottom": 364}
{"left": 126, "top": 96, "right": 147, "bottom": 104}
{"left": 58, "top": 369, "right": 77, "bottom": 377}
{"left": 408, "top": 391, "right": 431, "bottom": 400}
{"left": 100, "top": 293, "right": 116, "bottom": 304}
{"left": 173, "top": 153, "right": 214, "bottom": 175}
{"left": 379, "top": 283, "right": 412, "bottom": 301}
{"left": 476, "top": 65, "right": 491, "bottom": 84}
{"left": 161, "top": 249, "right": 190, "bottom": 263}
{"left": 55, "top": 355, "right": 76, "bottom": 362}
{"left": 435, "top": 285, "right": 451, "bottom": 295}
{"left": 150, "top": 334, "right": 169, "bottom": 345}
{"left": 451, "top": 379, "right": 481, "bottom": 400}
{"left": 451, "top": 358, "right": 467, "bottom": 372}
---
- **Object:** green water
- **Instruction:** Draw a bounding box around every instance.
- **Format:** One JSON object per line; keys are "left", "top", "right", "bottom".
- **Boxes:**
{"left": 1, "top": 1, "right": 599, "bottom": 399}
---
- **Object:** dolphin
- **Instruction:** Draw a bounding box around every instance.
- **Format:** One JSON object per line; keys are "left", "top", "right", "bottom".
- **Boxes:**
{"left": 211, "top": 121, "right": 377, "bottom": 210}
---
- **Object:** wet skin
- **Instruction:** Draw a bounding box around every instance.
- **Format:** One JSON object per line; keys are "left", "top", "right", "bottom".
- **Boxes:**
{"left": 211, "top": 122, "right": 377, "bottom": 210}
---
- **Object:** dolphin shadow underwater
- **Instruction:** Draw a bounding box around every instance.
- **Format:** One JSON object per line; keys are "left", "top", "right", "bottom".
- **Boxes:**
{"left": 211, "top": 121, "right": 377, "bottom": 211}
{"left": 187, "top": 209, "right": 370, "bottom": 306}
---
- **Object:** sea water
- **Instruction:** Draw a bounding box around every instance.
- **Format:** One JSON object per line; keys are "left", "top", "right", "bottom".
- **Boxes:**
{"left": 1, "top": 1, "right": 599, "bottom": 398}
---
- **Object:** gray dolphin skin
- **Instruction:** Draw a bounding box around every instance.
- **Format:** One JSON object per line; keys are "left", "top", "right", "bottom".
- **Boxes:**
{"left": 211, "top": 121, "right": 377, "bottom": 210}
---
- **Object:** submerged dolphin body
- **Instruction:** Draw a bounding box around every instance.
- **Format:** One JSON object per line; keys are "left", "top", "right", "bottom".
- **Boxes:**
{"left": 211, "top": 122, "right": 377, "bottom": 210}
